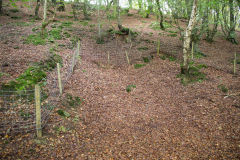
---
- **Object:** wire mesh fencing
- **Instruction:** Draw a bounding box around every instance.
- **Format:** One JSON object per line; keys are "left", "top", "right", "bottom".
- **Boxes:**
{"left": 0, "top": 42, "right": 81, "bottom": 135}
{"left": 79, "top": 30, "right": 239, "bottom": 74}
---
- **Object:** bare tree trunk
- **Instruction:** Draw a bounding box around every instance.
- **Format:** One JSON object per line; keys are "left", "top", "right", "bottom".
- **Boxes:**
{"left": 181, "top": 0, "right": 198, "bottom": 74}
{"left": 35, "top": 0, "right": 41, "bottom": 19}
{"left": 41, "top": 0, "right": 48, "bottom": 37}
{"left": 43, "top": 0, "right": 47, "bottom": 21}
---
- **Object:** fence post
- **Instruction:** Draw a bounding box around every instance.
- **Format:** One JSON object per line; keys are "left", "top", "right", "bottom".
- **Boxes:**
{"left": 77, "top": 40, "right": 81, "bottom": 64}
{"left": 35, "top": 84, "right": 42, "bottom": 138}
{"left": 107, "top": 51, "right": 110, "bottom": 66}
{"left": 157, "top": 39, "right": 160, "bottom": 57}
{"left": 234, "top": 52, "right": 237, "bottom": 75}
{"left": 57, "top": 63, "right": 63, "bottom": 95}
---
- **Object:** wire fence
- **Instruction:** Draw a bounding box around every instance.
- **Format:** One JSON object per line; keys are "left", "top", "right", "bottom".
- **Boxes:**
{"left": 0, "top": 42, "right": 80, "bottom": 135}
{"left": 78, "top": 30, "right": 239, "bottom": 74}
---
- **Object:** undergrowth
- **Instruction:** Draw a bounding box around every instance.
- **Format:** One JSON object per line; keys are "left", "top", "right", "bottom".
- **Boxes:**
{"left": 1, "top": 53, "right": 62, "bottom": 92}
{"left": 177, "top": 62, "right": 207, "bottom": 85}
{"left": 25, "top": 33, "right": 47, "bottom": 45}
{"left": 134, "top": 64, "right": 146, "bottom": 69}
{"left": 150, "top": 21, "right": 172, "bottom": 30}
{"left": 63, "top": 93, "right": 84, "bottom": 108}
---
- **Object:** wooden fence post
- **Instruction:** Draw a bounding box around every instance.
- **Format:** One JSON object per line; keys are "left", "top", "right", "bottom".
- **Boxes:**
{"left": 234, "top": 52, "right": 237, "bottom": 75}
{"left": 157, "top": 39, "right": 160, "bottom": 57}
{"left": 35, "top": 84, "right": 42, "bottom": 138}
{"left": 57, "top": 63, "right": 63, "bottom": 95}
{"left": 107, "top": 52, "right": 110, "bottom": 66}
{"left": 77, "top": 40, "right": 81, "bottom": 64}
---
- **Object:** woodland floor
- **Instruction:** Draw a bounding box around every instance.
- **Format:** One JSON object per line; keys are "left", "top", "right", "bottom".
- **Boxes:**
{"left": 0, "top": 2, "right": 240, "bottom": 160}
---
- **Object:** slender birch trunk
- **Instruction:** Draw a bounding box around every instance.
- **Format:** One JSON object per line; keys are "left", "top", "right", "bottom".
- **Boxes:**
{"left": 181, "top": 0, "right": 198, "bottom": 74}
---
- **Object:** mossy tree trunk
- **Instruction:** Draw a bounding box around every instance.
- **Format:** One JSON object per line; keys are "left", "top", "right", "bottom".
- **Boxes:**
{"left": 221, "top": 0, "right": 238, "bottom": 44}
{"left": 145, "top": 0, "right": 153, "bottom": 18}
{"left": 182, "top": 0, "right": 198, "bottom": 74}
{"left": 156, "top": 0, "right": 165, "bottom": 30}
{"left": 206, "top": 1, "right": 220, "bottom": 42}
{"left": 0, "top": 0, "right": 2, "bottom": 14}
{"left": 35, "top": 0, "right": 41, "bottom": 19}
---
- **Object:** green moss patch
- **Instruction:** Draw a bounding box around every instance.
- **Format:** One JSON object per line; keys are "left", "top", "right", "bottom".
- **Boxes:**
{"left": 25, "top": 34, "right": 47, "bottom": 45}
{"left": 134, "top": 64, "right": 146, "bottom": 69}
{"left": 177, "top": 63, "right": 207, "bottom": 85}
{"left": 126, "top": 85, "right": 136, "bottom": 93}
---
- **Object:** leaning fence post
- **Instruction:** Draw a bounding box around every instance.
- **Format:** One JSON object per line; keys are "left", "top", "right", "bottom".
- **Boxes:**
{"left": 234, "top": 52, "right": 237, "bottom": 75}
{"left": 57, "top": 63, "right": 63, "bottom": 95}
{"left": 107, "top": 51, "right": 110, "bottom": 67}
{"left": 125, "top": 51, "right": 130, "bottom": 65}
{"left": 35, "top": 84, "right": 42, "bottom": 138}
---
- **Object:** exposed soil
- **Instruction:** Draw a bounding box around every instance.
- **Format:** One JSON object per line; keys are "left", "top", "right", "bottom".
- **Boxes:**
{"left": 0, "top": 2, "right": 240, "bottom": 160}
